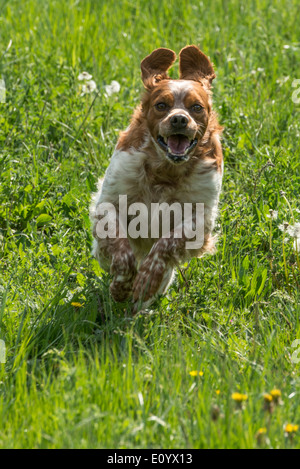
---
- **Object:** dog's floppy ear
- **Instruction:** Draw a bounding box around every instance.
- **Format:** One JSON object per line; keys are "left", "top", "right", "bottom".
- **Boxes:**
{"left": 141, "top": 48, "right": 176, "bottom": 89}
{"left": 179, "top": 45, "right": 216, "bottom": 85}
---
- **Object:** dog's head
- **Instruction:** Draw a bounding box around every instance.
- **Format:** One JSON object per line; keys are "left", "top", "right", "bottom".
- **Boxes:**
{"left": 140, "top": 46, "right": 216, "bottom": 165}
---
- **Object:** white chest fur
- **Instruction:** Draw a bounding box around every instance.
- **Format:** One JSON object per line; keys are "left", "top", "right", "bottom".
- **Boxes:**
{"left": 91, "top": 149, "right": 223, "bottom": 258}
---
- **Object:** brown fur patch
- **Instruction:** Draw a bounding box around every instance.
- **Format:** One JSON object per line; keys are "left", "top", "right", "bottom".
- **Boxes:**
{"left": 179, "top": 45, "right": 216, "bottom": 84}
{"left": 92, "top": 45, "right": 224, "bottom": 309}
{"left": 141, "top": 48, "right": 176, "bottom": 89}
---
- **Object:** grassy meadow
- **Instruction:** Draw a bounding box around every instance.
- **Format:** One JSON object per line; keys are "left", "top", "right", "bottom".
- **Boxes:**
{"left": 0, "top": 0, "right": 300, "bottom": 449}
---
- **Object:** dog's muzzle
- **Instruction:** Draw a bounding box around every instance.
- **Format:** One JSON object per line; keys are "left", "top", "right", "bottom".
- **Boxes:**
{"left": 157, "top": 134, "right": 198, "bottom": 164}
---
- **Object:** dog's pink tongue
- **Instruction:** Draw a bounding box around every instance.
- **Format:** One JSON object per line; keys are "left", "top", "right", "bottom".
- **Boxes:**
{"left": 167, "top": 135, "right": 190, "bottom": 154}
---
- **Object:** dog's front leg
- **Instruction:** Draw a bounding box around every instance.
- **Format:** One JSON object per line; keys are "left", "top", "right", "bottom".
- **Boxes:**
{"left": 132, "top": 239, "right": 175, "bottom": 306}
{"left": 132, "top": 215, "right": 211, "bottom": 306}
{"left": 132, "top": 231, "right": 188, "bottom": 305}
{"left": 93, "top": 221, "right": 137, "bottom": 302}
{"left": 109, "top": 237, "right": 137, "bottom": 302}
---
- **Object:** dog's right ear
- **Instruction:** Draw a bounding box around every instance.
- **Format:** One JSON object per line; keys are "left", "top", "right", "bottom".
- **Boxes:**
{"left": 141, "top": 48, "right": 176, "bottom": 90}
{"left": 179, "top": 45, "right": 216, "bottom": 85}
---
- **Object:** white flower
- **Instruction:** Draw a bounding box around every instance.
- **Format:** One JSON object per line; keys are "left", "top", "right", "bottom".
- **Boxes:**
{"left": 266, "top": 209, "right": 278, "bottom": 220}
{"left": 276, "top": 76, "right": 290, "bottom": 86}
{"left": 81, "top": 80, "right": 97, "bottom": 95}
{"left": 104, "top": 80, "right": 121, "bottom": 97}
{"left": 278, "top": 222, "right": 289, "bottom": 232}
{"left": 287, "top": 222, "right": 300, "bottom": 238}
{"left": 78, "top": 71, "right": 93, "bottom": 81}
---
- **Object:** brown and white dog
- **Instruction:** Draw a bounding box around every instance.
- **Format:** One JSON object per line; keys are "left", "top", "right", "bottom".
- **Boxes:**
{"left": 91, "top": 45, "right": 223, "bottom": 310}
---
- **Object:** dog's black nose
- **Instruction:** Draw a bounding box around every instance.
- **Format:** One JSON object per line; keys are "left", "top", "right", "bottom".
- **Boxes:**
{"left": 170, "top": 114, "right": 188, "bottom": 130}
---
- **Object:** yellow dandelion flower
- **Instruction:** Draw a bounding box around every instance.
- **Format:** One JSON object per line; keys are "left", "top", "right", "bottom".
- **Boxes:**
{"left": 231, "top": 392, "right": 248, "bottom": 402}
{"left": 285, "top": 424, "right": 293, "bottom": 433}
{"left": 270, "top": 389, "right": 281, "bottom": 398}
{"left": 263, "top": 393, "right": 274, "bottom": 413}
{"left": 256, "top": 427, "right": 267, "bottom": 445}
{"left": 216, "top": 390, "right": 221, "bottom": 395}
{"left": 263, "top": 393, "right": 273, "bottom": 402}
{"left": 189, "top": 370, "right": 198, "bottom": 377}
{"left": 285, "top": 423, "right": 299, "bottom": 433}
{"left": 270, "top": 389, "right": 281, "bottom": 403}
{"left": 257, "top": 427, "right": 267, "bottom": 435}
{"left": 199, "top": 371, "right": 204, "bottom": 377}
{"left": 71, "top": 302, "right": 83, "bottom": 308}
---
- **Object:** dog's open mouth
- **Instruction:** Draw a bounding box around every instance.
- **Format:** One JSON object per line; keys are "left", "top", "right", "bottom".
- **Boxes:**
{"left": 157, "top": 134, "right": 198, "bottom": 163}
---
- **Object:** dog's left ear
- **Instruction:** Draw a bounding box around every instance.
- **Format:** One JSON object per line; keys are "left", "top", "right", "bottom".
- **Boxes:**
{"left": 141, "top": 48, "right": 176, "bottom": 89}
{"left": 179, "top": 45, "right": 216, "bottom": 85}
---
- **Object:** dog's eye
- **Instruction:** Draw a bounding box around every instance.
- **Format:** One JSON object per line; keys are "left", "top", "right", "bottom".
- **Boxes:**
{"left": 155, "top": 102, "right": 167, "bottom": 111}
{"left": 191, "top": 104, "right": 203, "bottom": 112}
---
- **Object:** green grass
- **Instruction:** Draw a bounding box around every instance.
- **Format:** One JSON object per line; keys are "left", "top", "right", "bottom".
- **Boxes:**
{"left": 1, "top": 0, "right": 300, "bottom": 449}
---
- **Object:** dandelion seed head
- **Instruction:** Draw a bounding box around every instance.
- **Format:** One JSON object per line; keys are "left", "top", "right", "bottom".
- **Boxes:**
{"left": 278, "top": 222, "right": 289, "bottom": 232}
{"left": 81, "top": 80, "right": 97, "bottom": 95}
{"left": 78, "top": 71, "right": 93, "bottom": 81}
{"left": 104, "top": 80, "right": 121, "bottom": 97}
{"left": 287, "top": 222, "right": 300, "bottom": 238}
{"left": 267, "top": 209, "right": 278, "bottom": 220}
{"left": 276, "top": 76, "right": 290, "bottom": 86}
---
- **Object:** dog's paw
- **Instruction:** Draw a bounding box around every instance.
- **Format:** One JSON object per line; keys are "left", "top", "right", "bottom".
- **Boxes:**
{"left": 110, "top": 276, "right": 134, "bottom": 302}
{"left": 110, "top": 249, "right": 137, "bottom": 302}
{"left": 132, "top": 253, "right": 166, "bottom": 302}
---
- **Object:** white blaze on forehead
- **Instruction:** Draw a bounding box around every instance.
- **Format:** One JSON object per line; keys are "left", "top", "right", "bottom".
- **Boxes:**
{"left": 167, "top": 80, "right": 194, "bottom": 109}
{"left": 168, "top": 80, "right": 194, "bottom": 94}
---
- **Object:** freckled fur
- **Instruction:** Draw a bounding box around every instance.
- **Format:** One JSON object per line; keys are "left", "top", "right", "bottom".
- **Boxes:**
{"left": 90, "top": 45, "right": 224, "bottom": 310}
